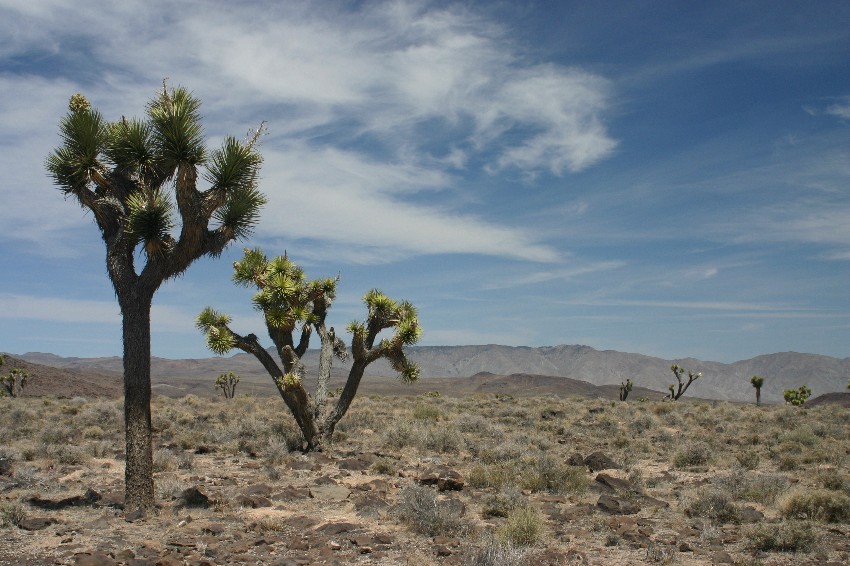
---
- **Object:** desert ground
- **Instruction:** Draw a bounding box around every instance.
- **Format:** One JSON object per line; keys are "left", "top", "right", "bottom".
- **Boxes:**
{"left": 1, "top": 381, "right": 850, "bottom": 565}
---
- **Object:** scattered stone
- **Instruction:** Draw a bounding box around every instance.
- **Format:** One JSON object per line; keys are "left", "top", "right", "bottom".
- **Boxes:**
{"left": 179, "top": 486, "right": 211, "bottom": 508}
{"left": 73, "top": 552, "right": 117, "bottom": 566}
{"left": 244, "top": 483, "right": 274, "bottom": 497}
{"left": 711, "top": 551, "right": 734, "bottom": 564}
{"left": 235, "top": 494, "right": 273, "bottom": 508}
{"left": 417, "top": 467, "right": 464, "bottom": 491}
{"left": 596, "top": 494, "right": 640, "bottom": 515}
{"left": 28, "top": 488, "right": 102, "bottom": 510}
{"left": 595, "top": 473, "right": 636, "bottom": 492}
{"left": 272, "top": 486, "right": 311, "bottom": 501}
{"left": 739, "top": 506, "right": 764, "bottom": 523}
{"left": 338, "top": 455, "right": 375, "bottom": 471}
{"left": 309, "top": 485, "right": 351, "bottom": 502}
{"left": 201, "top": 523, "right": 225, "bottom": 535}
{"left": 584, "top": 451, "right": 620, "bottom": 471}
{"left": 0, "top": 458, "right": 12, "bottom": 476}
{"left": 317, "top": 522, "right": 358, "bottom": 535}
{"left": 18, "top": 516, "right": 58, "bottom": 531}
{"left": 124, "top": 508, "right": 146, "bottom": 523}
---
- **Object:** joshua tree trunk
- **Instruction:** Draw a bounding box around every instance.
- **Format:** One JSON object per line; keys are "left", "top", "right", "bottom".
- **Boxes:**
{"left": 120, "top": 291, "right": 154, "bottom": 511}
{"left": 755, "top": 388, "right": 761, "bottom": 406}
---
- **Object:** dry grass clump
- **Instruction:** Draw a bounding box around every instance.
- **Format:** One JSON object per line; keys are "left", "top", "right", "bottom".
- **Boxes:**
{"left": 497, "top": 505, "right": 547, "bottom": 547}
{"left": 747, "top": 521, "right": 819, "bottom": 553}
{"left": 779, "top": 489, "right": 850, "bottom": 523}
{"left": 396, "top": 485, "right": 471, "bottom": 537}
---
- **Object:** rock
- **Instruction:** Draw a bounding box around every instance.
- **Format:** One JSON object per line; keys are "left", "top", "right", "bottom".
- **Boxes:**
{"left": 567, "top": 452, "right": 585, "bottom": 467}
{"left": 272, "top": 486, "right": 311, "bottom": 501}
{"left": 73, "top": 552, "right": 117, "bottom": 566}
{"left": 243, "top": 483, "right": 274, "bottom": 497}
{"left": 179, "top": 487, "right": 211, "bottom": 508}
{"left": 234, "top": 494, "right": 273, "bottom": 508}
{"left": 711, "top": 551, "right": 734, "bottom": 564}
{"left": 596, "top": 494, "right": 640, "bottom": 515}
{"left": 124, "top": 508, "right": 146, "bottom": 523}
{"left": 595, "top": 473, "right": 636, "bottom": 492}
{"left": 338, "top": 455, "right": 375, "bottom": 471}
{"left": 585, "top": 451, "right": 620, "bottom": 471}
{"left": 739, "top": 506, "right": 764, "bottom": 523}
{"left": 309, "top": 485, "right": 351, "bottom": 502}
{"left": 541, "top": 409, "right": 565, "bottom": 420}
{"left": 317, "top": 522, "right": 358, "bottom": 535}
{"left": 201, "top": 523, "right": 225, "bottom": 535}
{"left": 18, "top": 516, "right": 58, "bottom": 531}
{"left": 0, "top": 458, "right": 12, "bottom": 476}
{"left": 28, "top": 488, "right": 102, "bottom": 510}
{"left": 417, "top": 467, "right": 464, "bottom": 491}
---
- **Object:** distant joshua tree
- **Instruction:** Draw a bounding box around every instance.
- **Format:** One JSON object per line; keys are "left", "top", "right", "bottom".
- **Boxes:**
{"left": 215, "top": 372, "right": 240, "bottom": 399}
{"left": 197, "top": 248, "right": 421, "bottom": 451}
{"left": 619, "top": 379, "right": 633, "bottom": 401}
{"left": 667, "top": 364, "right": 701, "bottom": 401}
{"left": 783, "top": 385, "right": 812, "bottom": 406}
{"left": 750, "top": 375, "right": 765, "bottom": 406}
{"left": 0, "top": 356, "right": 28, "bottom": 398}
{"left": 47, "top": 84, "right": 266, "bottom": 512}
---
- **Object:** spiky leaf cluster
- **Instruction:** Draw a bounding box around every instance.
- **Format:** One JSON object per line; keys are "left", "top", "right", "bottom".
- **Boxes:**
{"left": 196, "top": 307, "right": 236, "bottom": 355}
{"left": 46, "top": 84, "right": 266, "bottom": 265}
{"left": 232, "top": 249, "right": 337, "bottom": 332}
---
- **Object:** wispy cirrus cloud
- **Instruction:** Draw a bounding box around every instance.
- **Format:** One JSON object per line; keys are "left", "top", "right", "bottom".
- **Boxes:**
{"left": 0, "top": 0, "right": 615, "bottom": 265}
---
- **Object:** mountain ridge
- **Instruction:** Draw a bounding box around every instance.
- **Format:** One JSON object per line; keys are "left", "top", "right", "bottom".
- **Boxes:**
{"left": 11, "top": 344, "right": 850, "bottom": 404}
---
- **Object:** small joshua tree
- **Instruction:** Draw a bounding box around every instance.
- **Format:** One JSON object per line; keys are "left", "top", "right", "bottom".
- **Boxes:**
{"left": 783, "top": 385, "right": 812, "bottom": 406}
{"left": 215, "top": 372, "right": 240, "bottom": 399}
{"left": 197, "top": 248, "right": 421, "bottom": 450}
{"left": 667, "top": 364, "right": 701, "bottom": 400}
{"left": 0, "top": 356, "right": 28, "bottom": 398}
{"left": 619, "top": 379, "right": 633, "bottom": 401}
{"left": 750, "top": 375, "right": 765, "bottom": 406}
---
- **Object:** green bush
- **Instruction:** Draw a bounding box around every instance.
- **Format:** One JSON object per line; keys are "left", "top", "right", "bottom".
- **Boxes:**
{"left": 781, "top": 489, "right": 850, "bottom": 523}
{"left": 747, "top": 521, "right": 818, "bottom": 553}
{"left": 497, "top": 506, "right": 547, "bottom": 547}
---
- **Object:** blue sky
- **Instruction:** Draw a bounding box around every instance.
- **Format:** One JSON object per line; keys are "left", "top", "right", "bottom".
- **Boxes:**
{"left": 1, "top": 0, "right": 848, "bottom": 363}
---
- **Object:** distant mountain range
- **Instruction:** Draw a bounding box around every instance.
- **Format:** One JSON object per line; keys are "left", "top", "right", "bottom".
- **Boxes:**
{"left": 12, "top": 345, "right": 850, "bottom": 404}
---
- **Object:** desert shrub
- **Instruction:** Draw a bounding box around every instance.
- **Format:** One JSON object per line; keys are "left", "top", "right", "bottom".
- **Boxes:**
{"left": 673, "top": 441, "right": 712, "bottom": 468}
{"left": 715, "top": 470, "right": 789, "bottom": 505}
{"left": 468, "top": 462, "right": 518, "bottom": 491}
{"left": 153, "top": 448, "right": 178, "bottom": 472}
{"left": 779, "top": 426, "right": 819, "bottom": 448}
{"left": 371, "top": 457, "right": 397, "bottom": 476}
{"left": 777, "top": 455, "right": 801, "bottom": 471}
{"left": 780, "top": 489, "right": 850, "bottom": 523}
{"left": 417, "top": 424, "right": 462, "bottom": 454}
{"left": 481, "top": 487, "right": 526, "bottom": 518}
{"left": 455, "top": 414, "right": 502, "bottom": 438}
{"left": 412, "top": 403, "right": 442, "bottom": 421}
{"left": 40, "top": 423, "right": 76, "bottom": 445}
{"left": 816, "top": 468, "right": 848, "bottom": 492}
{"left": 747, "top": 521, "right": 818, "bottom": 553}
{"left": 0, "top": 502, "right": 25, "bottom": 528}
{"left": 464, "top": 535, "right": 526, "bottom": 566}
{"left": 382, "top": 420, "right": 416, "bottom": 450}
{"left": 684, "top": 489, "right": 742, "bottom": 524}
{"left": 629, "top": 414, "right": 656, "bottom": 434}
{"left": 471, "top": 439, "right": 526, "bottom": 464}
{"left": 396, "top": 485, "right": 471, "bottom": 537}
{"left": 156, "top": 478, "right": 185, "bottom": 501}
{"left": 735, "top": 450, "right": 760, "bottom": 470}
{"left": 263, "top": 440, "right": 290, "bottom": 467}
{"left": 82, "top": 425, "right": 105, "bottom": 440}
{"left": 498, "top": 506, "right": 547, "bottom": 547}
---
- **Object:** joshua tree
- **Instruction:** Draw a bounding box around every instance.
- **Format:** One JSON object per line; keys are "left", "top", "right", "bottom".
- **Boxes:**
{"left": 197, "top": 248, "right": 421, "bottom": 450}
{"left": 667, "top": 364, "right": 701, "bottom": 400}
{"left": 0, "top": 356, "right": 29, "bottom": 398}
{"left": 1, "top": 368, "right": 28, "bottom": 398}
{"left": 46, "top": 84, "right": 266, "bottom": 511}
{"left": 215, "top": 372, "right": 240, "bottom": 399}
{"left": 619, "top": 378, "right": 633, "bottom": 401}
{"left": 783, "top": 385, "right": 812, "bottom": 406}
{"left": 750, "top": 375, "right": 765, "bottom": 405}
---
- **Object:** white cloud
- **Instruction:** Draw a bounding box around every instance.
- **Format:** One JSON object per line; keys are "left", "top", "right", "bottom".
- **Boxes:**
{"left": 0, "top": 0, "right": 615, "bottom": 265}
{"left": 825, "top": 97, "right": 850, "bottom": 120}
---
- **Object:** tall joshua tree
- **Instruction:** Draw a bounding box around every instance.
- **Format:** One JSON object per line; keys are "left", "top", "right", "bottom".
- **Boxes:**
{"left": 750, "top": 375, "right": 765, "bottom": 406}
{"left": 197, "top": 248, "right": 421, "bottom": 450}
{"left": 47, "top": 84, "right": 266, "bottom": 511}
{"left": 667, "top": 364, "right": 701, "bottom": 400}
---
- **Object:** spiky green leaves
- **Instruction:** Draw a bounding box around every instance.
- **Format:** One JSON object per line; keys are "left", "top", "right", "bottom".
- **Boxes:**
{"left": 196, "top": 307, "right": 236, "bottom": 355}
{"left": 125, "top": 190, "right": 174, "bottom": 257}
{"left": 148, "top": 86, "right": 205, "bottom": 168}
{"left": 231, "top": 249, "right": 335, "bottom": 331}
{"left": 104, "top": 118, "right": 161, "bottom": 182}
{"left": 46, "top": 102, "right": 109, "bottom": 195}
